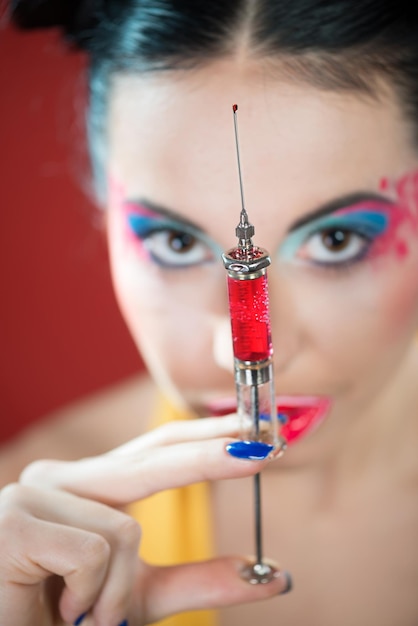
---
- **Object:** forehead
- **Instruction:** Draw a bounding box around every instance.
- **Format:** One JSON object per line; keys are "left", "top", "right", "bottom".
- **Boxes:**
{"left": 107, "top": 59, "right": 417, "bottom": 228}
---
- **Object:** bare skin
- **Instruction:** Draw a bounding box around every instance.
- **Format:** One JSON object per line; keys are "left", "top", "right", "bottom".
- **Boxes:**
{"left": 0, "top": 394, "right": 290, "bottom": 625}
{"left": 2, "top": 54, "right": 418, "bottom": 625}
{"left": 215, "top": 350, "right": 418, "bottom": 626}
{"left": 0, "top": 374, "right": 155, "bottom": 487}
{"left": 1, "top": 349, "right": 418, "bottom": 625}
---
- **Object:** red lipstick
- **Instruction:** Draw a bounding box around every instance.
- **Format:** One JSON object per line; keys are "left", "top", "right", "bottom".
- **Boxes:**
{"left": 205, "top": 395, "right": 331, "bottom": 445}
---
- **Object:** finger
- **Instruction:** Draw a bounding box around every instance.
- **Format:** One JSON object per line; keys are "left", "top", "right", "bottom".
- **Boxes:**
{"left": 0, "top": 508, "right": 110, "bottom": 626}
{"left": 1, "top": 483, "right": 140, "bottom": 626}
{"left": 110, "top": 414, "right": 241, "bottom": 454}
{"left": 62, "top": 509, "right": 140, "bottom": 626}
{"left": 20, "top": 436, "right": 275, "bottom": 505}
{"left": 138, "top": 556, "right": 291, "bottom": 623}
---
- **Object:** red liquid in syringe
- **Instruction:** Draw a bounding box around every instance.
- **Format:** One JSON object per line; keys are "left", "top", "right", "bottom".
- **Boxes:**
{"left": 227, "top": 272, "right": 273, "bottom": 362}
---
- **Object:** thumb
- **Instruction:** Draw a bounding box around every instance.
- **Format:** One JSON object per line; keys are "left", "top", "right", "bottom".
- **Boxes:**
{"left": 138, "top": 556, "right": 291, "bottom": 623}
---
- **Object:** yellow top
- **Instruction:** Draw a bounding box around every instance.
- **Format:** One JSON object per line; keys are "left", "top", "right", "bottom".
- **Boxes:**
{"left": 127, "top": 396, "right": 218, "bottom": 626}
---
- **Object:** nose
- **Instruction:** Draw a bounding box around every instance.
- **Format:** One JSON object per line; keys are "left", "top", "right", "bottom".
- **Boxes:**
{"left": 212, "top": 315, "right": 234, "bottom": 373}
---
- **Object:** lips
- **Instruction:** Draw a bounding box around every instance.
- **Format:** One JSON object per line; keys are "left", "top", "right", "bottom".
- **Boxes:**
{"left": 205, "top": 395, "right": 331, "bottom": 445}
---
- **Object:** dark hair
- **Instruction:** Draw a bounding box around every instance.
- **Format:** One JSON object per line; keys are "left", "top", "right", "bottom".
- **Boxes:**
{"left": 12, "top": 0, "right": 418, "bottom": 197}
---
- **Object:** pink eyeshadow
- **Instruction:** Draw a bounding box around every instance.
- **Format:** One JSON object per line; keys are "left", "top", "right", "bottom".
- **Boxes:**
{"left": 372, "top": 169, "right": 418, "bottom": 261}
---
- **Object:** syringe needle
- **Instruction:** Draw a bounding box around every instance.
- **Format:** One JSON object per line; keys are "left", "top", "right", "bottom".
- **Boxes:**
{"left": 232, "top": 104, "right": 248, "bottom": 222}
{"left": 251, "top": 363, "right": 264, "bottom": 569}
{"left": 255, "top": 472, "right": 263, "bottom": 565}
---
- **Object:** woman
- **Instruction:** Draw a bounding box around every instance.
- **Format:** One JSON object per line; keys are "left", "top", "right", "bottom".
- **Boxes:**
{"left": 2, "top": 1, "right": 418, "bottom": 624}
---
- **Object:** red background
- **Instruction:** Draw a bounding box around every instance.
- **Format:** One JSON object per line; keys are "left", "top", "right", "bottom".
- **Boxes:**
{"left": 0, "top": 22, "right": 144, "bottom": 443}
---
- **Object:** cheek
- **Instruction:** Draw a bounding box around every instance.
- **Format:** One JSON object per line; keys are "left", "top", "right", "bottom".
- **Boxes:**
{"left": 369, "top": 225, "right": 418, "bottom": 343}
{"left": 107, "top": 207, "right": 229, "bottom": 390}
{"left": 112, "top": 267, "right": 213, "bottom": 387}
{"left": 120, "top": 284, "right": 228, "bottom": 393}
{"left": 296, "top": 257, "right": 418, "bottom": 386}
{"left": 379, "top": 263, "right": 418, "bottom": 338}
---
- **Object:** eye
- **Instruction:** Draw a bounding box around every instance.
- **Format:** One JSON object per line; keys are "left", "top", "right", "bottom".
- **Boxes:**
{"left": 279, "top": 207, "right": 391, "bottom": 269}
{"left": 298, "top": 227, "right": 369, "bottom": 265}
{"left": 142, "top": 228, "right": 214, "bottom": 268}
{"left": 167, "top": 231, "right": 195, "bottom": 252}
{"left": 126, "top": 212, "right": 217, "bottom": 268}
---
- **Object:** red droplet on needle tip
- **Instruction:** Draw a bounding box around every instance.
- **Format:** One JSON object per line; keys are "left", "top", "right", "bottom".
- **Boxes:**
{"left": 233, "top": 104, "right": 238, "bottom": 112}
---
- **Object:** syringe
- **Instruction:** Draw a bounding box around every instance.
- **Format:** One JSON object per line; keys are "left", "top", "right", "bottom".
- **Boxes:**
{"left": 222, "top": 104, "right": 287, "bottom": 584}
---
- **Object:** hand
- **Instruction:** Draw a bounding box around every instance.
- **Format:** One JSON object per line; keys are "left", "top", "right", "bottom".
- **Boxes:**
{"left": 0, "top": 416, "right": 289, "bottom": 625}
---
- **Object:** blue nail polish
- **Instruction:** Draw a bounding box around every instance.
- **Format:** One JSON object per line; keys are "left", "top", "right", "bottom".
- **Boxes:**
{"left": 279, "top": 570, "right": 293, "bottom": 595}
{"left": 118, "top": 621, "right": 129, "bottom": 626}
{"left": 226, "top": 440, "right": 274, "bottom": 460}
{"left": 73, "top": 614, "right": 87, "bottom": 626}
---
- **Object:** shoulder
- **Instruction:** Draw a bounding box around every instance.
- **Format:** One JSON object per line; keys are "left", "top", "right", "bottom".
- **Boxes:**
{"left": 48, "top": 373, "right": 158, "bottom": 447}
{"left": 0, "top": 374, "right": 158, "bottom": 486}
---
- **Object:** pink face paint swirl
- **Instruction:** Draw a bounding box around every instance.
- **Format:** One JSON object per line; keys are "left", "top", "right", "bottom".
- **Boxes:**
{"left": 377, "top": 169, "right": 418, "bottom": 260}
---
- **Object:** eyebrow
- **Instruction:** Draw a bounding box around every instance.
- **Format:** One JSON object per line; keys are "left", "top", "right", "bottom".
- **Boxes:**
{"left": 287, "top": 192, "right": 394, "bottom": 233}
{"left": 126, "top": 192, "right": 394, "bottom": 236}
{"left": 125, "top": 198, "right": 205, "bottom": 233}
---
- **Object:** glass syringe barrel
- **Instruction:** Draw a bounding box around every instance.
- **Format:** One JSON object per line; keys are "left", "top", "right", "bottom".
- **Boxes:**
{"left": 222, "top": 245, "right": 278, "bottom": 448}
{"left": 227, "top": 272, "right": 272, "bottom": 361}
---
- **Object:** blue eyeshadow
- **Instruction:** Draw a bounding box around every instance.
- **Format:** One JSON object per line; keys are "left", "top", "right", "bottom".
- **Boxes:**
{"left": 125, "top": 211, "right": 223, "bottom": 267}
{"left": 279, "top": 209, "right": 389, "bottom": 260}
{"left": 328, "top": 211, "right": 388, "bottom": 237}
{"left": 127, "top": 213, "right": 168, "bottom": 236}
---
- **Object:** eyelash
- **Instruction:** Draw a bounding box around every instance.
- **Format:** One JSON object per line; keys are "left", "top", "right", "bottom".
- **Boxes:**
{"left": 291, "top": 207, "right": 390, "bottom": 272}
{"left": 298, "top": 227, "right": 373, "bottom": 271}
{"left": 127, "top": 210, "right": 388, "bottom": 272}
{"left": 127, "top": 216, "right": 216, "bottom": 269}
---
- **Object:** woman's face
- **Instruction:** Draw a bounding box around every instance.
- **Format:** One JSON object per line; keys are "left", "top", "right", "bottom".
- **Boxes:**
{"left": 106, "top": 59, "right": 418, "bottom": 464}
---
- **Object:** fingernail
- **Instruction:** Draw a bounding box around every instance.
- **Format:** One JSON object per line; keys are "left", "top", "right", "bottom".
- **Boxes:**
{"left": 226, "top": 440, "right": 274, "bottom": 460}
{"left": 279, "top": 570, "right": 293, "bottom": 595}
{"left": 73, "top": 614, "right": 87, "bottom": 626}
{"left": 118, "top": 621, "right": 129, "bottom": 626}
